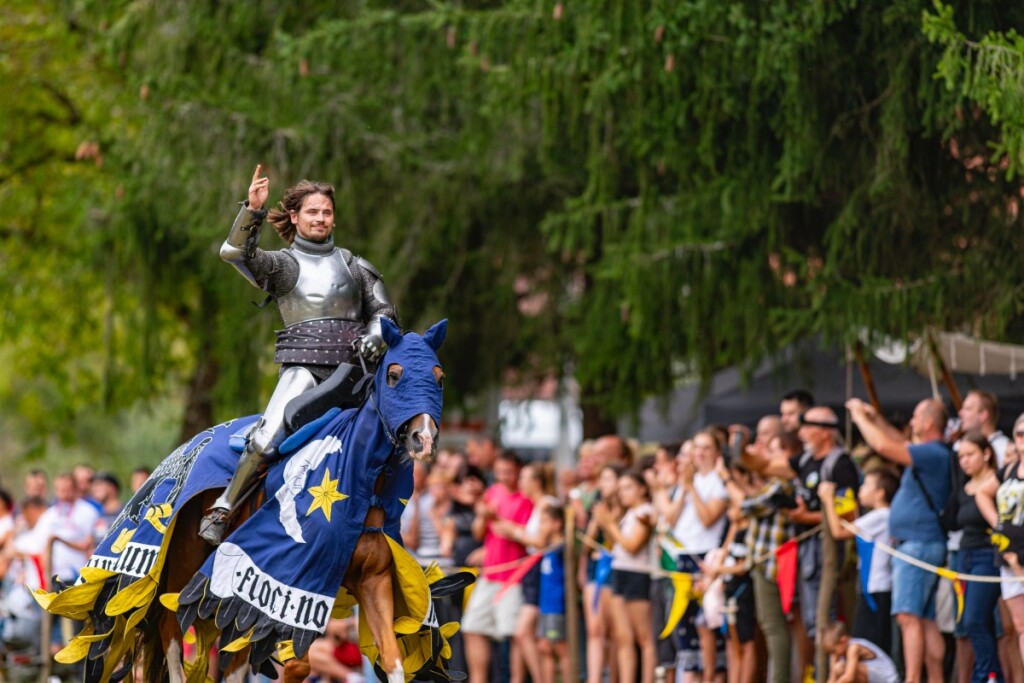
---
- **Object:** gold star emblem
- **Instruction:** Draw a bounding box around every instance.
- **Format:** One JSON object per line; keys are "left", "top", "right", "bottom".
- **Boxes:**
{"left": 305, "top": 468, "right": 348, "bottom": 522}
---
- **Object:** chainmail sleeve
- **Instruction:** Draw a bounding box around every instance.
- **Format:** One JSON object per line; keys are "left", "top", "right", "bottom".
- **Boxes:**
{"left": 245, "top": 250, "right": 300, "bottom": 299}
{"left": 344, "top": 251, "right": 399, "bottom": 326}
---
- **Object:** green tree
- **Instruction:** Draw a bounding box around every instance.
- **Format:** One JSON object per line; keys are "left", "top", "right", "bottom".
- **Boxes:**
{"left": 0, "top": 0, "right": 187, "bottom": 459}
{"left": 925, "top": 2, "right": 1024, "bottom": 177}
{"left": 6, "top": 0, "right": 1024, "bottom": 457}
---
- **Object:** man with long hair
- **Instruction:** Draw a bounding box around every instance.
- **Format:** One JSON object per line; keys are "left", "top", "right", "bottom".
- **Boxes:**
{"left": 199, "top": 165, "right": 398, "bottom": 545}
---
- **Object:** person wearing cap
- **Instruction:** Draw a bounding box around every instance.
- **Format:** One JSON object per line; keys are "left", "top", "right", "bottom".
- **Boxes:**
{"left": 743, "top": 406, "right": 859, "bottom": 643}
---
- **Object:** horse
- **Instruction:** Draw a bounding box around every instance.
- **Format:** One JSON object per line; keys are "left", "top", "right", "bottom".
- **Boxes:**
{"left": 37, "top": 318, "right": 470, "bottom": 683}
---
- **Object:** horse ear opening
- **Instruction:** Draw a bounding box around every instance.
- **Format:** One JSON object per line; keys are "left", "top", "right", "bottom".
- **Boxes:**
{"left": 422, "top": 319, "right": 447, "bottom": 352}
{"left": 381, "top": 317, "right": 403, "bottom": 348}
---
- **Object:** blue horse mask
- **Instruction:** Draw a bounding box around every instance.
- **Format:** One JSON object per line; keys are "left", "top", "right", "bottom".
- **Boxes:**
{"left": 375, "top": 318, "right": 446, "bottom": 438}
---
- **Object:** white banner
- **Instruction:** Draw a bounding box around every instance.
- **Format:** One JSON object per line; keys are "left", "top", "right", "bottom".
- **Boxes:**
{"left": 208, "top": 542, "right": 334, "bottom": 631}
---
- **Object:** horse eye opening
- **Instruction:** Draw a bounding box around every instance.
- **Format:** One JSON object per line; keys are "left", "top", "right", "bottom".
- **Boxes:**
{"left": 434, "top": 367, "right": 445, "bottom": 388}
{"left": 387, "top": 364, "right": 403, "bottom": 387}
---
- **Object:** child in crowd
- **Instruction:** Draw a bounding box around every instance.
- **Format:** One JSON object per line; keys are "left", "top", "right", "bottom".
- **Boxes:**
{"left": 821, "top": 622, "right": 900, "bottom": 683}
{"left": 536, "top": 502, "right": 570, "bottom": 683}
{"left": 819, "top": 468, "right": 899, "bottom": 656}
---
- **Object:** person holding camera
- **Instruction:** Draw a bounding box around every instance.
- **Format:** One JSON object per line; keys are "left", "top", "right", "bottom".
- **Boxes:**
{"left": 848, "top": 397, "right": 952, "bottom": 683}
{"left": 744, "top": 407, "right": 859, "bottom": 643}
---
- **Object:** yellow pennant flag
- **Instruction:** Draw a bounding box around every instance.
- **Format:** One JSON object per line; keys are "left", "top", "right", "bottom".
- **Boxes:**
{"left": 833, "top": 489, "right": 858, "bottom": 516}
{"left": 935, "top": 567, "right": 965, "bottom": 622}
{"left": 659, "top": 572, "right": 692, "bottom": 640}
{"left": 953, "top": 578, "right": 965, "bottom": 622}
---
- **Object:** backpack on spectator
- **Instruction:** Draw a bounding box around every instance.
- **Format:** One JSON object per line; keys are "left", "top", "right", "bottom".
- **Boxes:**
{"left": 909, "top": 442, "right": 962, "bottom": 533}
{"left": 797, "top": 448, "right": 854, "bottom": 491}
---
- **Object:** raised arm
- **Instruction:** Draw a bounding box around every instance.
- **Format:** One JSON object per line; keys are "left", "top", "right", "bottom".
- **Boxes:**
{"left": 597, "top": 505, "right": 652, "bottom": 556}
{"left": 836, "top": 641, "right": 862, "bottom": 683}
{"left": 652, "top": 476, "right": 686, "bottom": 527}
{"left": 846, "top": 398, "right": 913, "bottom": 466}
{"left": 740, "top": 447, "right": 797, "bottom": 481}
{"left": 679, "top": 464, "right": 728, "bottom": 529}
{"left": 221, "top": 165, "right": 272, "bottom": 288}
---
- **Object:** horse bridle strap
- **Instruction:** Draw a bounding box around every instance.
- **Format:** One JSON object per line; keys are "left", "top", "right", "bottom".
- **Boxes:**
{"left": 357, "top": 354, "right": 401, "bottom": 450}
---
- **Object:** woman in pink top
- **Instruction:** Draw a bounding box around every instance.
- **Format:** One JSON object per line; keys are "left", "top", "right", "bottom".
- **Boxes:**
{"left": 594, "top": 469, "right": 657, "bottom": 683}
{"left": 494, "top": 462, "right": 559, "bottom": 683}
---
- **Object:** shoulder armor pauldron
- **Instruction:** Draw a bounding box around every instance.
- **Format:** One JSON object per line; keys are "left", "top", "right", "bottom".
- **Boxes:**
{"left": 355, "top": 256, "right": 382, "bottom": 280}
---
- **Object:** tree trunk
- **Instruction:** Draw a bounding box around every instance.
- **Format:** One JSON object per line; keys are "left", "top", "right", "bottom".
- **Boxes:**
{"left": 179, "top": 345, "right": 219, "bottom": 443}
{"left": 581, "top": 400, "right": 616, "bottom": 439}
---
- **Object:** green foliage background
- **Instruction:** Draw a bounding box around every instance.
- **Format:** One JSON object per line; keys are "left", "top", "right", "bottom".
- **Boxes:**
{"left": 3, "top": 0, "right": 1024, "bottom": 481}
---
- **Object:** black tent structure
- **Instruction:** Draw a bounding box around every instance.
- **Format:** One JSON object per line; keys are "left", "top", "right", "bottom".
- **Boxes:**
{"left": 625, "top": 338, "right": 1024, "bottom": 443}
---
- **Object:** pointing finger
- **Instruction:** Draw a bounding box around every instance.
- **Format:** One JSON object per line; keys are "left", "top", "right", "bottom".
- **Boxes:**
{"left": 252, "top": 164, "right": 263, "bottom": 181}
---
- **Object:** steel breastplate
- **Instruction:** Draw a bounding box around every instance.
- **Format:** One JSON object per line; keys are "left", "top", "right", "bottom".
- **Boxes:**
{"left": 276, "top": 247, "right": 363, "bottom": 327}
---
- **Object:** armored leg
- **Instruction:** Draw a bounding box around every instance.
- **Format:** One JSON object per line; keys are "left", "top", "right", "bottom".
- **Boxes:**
{"left": 200, "top": 366, "right": 317, "bottom": 545}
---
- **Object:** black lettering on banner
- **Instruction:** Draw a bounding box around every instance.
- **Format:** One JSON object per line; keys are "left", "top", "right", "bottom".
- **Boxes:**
{"left": 124, "top": 547, "right": 140, "bottom": 572}
{"left": 238, "top": 567, "right": 255, "bottom": 594}
{"left": 313, "top": 601, "right": 328, "bottom": 629}
{"left": 295, "top": 596, "right": 314, "bottom": 626}
{"left": 280, "top": 590, "right": 292, "bottom": 619}
{"left": 141, "top": 548, "right": 157, "bottom": 572}
{"left": 225, "top": 561, "right": 331, "bottom": 628}
{"left": 258, "top": 582, "right": 272, "bottom": 608}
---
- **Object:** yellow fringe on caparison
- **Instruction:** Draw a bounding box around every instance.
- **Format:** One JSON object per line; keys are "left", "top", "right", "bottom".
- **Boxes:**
{"left": 35, "top": 510, "right": 183, "bottom": 678}
{"left": 355, "top": 538, "right": 462, "bottom": 682}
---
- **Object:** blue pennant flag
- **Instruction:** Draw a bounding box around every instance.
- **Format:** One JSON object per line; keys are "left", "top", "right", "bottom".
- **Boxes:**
{"left": 592, "top": 550, "right": 614, "bottom": 611}
{"left": 855, "top": 535, "right": 878, "bottom": 612}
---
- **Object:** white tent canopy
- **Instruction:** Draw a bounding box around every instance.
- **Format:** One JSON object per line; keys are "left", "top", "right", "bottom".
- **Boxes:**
{"left": 914, "top": 332, "right": 1024, "bottom": 379}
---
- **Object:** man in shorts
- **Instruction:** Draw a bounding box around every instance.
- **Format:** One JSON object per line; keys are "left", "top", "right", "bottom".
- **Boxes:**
{"left": 462, "top": 452, "right": 533, "bottom": 683}
{"left": 847, "top": 397, "right": 951, "bottom": 683}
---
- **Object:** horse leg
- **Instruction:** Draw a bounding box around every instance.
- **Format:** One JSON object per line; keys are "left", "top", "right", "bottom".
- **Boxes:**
{"left": 344, "top": 512, "right": 404, "bottom": 683}
{"left": 222, "top": 645, "right": 251, "bottom": 683}
{"left": 158, "top": 608, "right": 186, "bottom": 683}
{"left": 282, "top": 654, "right": 311, "bottom": 683}
{"left": 350, "top": 560, "right": 404, "bottom": 683}
{"left": 157, "top": 492, "right": 223, "bottom": 683}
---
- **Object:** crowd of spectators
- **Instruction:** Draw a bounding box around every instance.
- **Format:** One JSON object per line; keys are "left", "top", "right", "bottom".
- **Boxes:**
{"left": 399, "top": 390, "right": 1024, "bottom": 683}
{"left": 9, "top": 386, "right": 1024, "bottom": 683}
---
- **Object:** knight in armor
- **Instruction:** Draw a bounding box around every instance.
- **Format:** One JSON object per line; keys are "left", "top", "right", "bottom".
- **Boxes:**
{"left": 199, "top": 165, "right": 398, "bottom": 545}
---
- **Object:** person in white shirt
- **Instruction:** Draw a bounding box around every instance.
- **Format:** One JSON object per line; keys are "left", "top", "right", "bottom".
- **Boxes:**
{"left": 960, "top": 390, "right": 1009, "bottom": 466}
{"left": 662, "top": 431, "right": 730, "bottom": 682}
{"left": 3, "top": 496, "right": 49, "bottom": 650}
{"left": 0, "top": 489, "right": 14, "bottom": 558}
{"left": 37, "top": 473, "right": 100, "bottom": 585}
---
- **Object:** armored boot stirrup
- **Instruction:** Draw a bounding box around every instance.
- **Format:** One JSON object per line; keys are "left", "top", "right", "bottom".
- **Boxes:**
{"left": 199, "top": 507, "right": 231, "bottom": 546}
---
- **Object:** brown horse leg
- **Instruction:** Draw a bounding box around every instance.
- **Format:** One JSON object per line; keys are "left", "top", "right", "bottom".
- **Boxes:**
{"left": 344, "top": 508, "right": 404, "bottom": 682}
{"left": 158, "top": 608, "right": 187, "bottom": 683}
{"left": 159, "top": 493, "right": 214, "bottom": 683}
{"left": 222, "top": 646, "right": 252, "bottom": 683}
{"left": 282, "top": 655, "right": 311, "bottom": 683}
